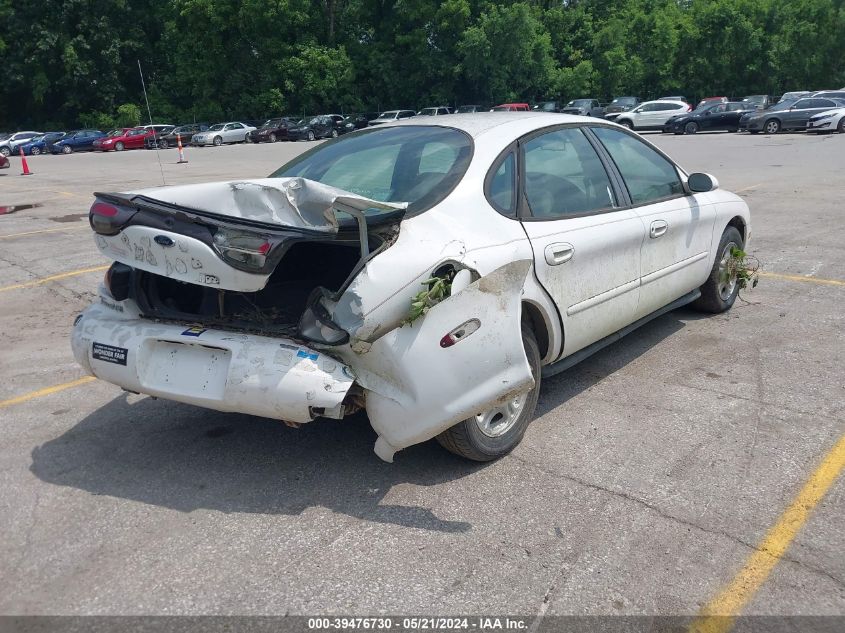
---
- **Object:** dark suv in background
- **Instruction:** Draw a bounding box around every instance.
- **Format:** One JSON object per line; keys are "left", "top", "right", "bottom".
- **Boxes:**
{"left": 604, "top": 96, "right": 641, "bottom": 120}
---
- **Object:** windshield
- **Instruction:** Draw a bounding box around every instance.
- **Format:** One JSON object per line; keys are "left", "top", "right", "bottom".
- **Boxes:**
{"left": 612, "top": 97, "right": 636, "bottom": 105}
{"left": 29, "top": 135, "right": 46, "bottom": 142}
{"left": 107, "top": 129, "right": 124, "bottom": 137}
{"left": 418, "top": 108, "right": 437, "bottom": 116}
{"left": 456, "top": 106, "right": 476, "bottom": 113}
{"left": 744, "top": 96, "right": 765, "bottom": 104}
{"left": 262, "top": 119, "right": 282, "bottom": 128}
{"left": 207, "top": 124, "right": 224, "bottom": 131}
{"left": 767, "top": 100, "right": 797, "bottom": 112}
{"left": 536, "top": 102, "right": 557, "bottom": 111}
{"left": 378, "top": 112, "right": 399, "bottom": 119}
{"left": 569, "top": 100, "right": 592, "bottom": 106}
{"left": 127, "top": 129, "right": 147, "bottom": 136}
{"left": 270, "top": 126, "right": 473, "bottom": 218}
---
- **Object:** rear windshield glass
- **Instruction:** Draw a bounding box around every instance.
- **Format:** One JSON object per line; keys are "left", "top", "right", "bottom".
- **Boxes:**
{"left": 270, "top": 126, "right": 473, "bottom": 218}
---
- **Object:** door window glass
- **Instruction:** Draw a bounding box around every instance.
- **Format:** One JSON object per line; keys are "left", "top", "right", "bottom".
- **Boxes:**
{"left": 487, "top": 152, "right": 516, "bottom": 213}
{"left": 522, "top": 127, "right": 616, "bottom": 219}
{"left": 591, "top": 127, "right": 684, "bottom": 205}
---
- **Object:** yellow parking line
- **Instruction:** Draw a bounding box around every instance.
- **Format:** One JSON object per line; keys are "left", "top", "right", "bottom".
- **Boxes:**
{"left": 0, "top": 265, "right": 108, "bottom": 292}
{"left": 0, "top": 376, "right": 97, "bottom": 408}
{"left": 0, "top": 225, "right": 88, "bottom": 239}
{"left": 689, "top": 433, "right": 845, "bottom": 633}
{"left": 759, "top": 271, "right": 844, "bottom": 286}
{"left": 733, "top": 183, "right": 761, "bottom": 194}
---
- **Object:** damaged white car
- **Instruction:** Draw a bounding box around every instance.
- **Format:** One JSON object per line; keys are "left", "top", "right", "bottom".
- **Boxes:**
{"left": 72, "top": 113, "right": 750, "bottom": 462}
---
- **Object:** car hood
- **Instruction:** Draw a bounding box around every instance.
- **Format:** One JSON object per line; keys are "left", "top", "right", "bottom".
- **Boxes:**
{"left": 126, "top": 177, "right": 408, "bottom": 232}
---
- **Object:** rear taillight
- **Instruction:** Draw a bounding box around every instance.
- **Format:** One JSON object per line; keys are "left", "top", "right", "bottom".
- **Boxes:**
{"left": 212, "top": 228, "right": 272, "bottom": 270}
{"left": 89, "top": 200, "right": 136, "bottom": 235}
{"left": 686, "top": 105, "right": 692, "bottom": 111}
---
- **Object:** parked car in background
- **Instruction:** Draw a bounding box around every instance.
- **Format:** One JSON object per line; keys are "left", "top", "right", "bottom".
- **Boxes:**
{"left": 615, "top": 99, "right": 690, "bottom": 130}
{"left": 778, "top": 91, "right": 811, "bottom": 102}
{"left": 490, "top": 103, "right": 530, "bottom": 111}
{"left": 806, "top": 105, "right": 845, "bottom": 134}
{"left": 0, "top": 153, "right": 8, "bottom": 169}
{"left": 191, "top": 122, "right": 256, "bottom": 146}
{"left": 739, "top": 97, "right": 845, "bottom": 133}
{"left": 50, "top": 129, "right": 107, "bottom": 154}
{"left": 94, "top": 127, "right": 153, "bottom": 151}
{"left": 248, "top": 118, "right": 295, "bottom": 143}
{"left": 146, "top": 123, "right": 208, "bottom": 149}
{"left": 811, "top": 90, "right": 845, "bottom": 100}
{"left": 561, "top": 99, "right": 605, "bottom": 117}
{"left": 664, "top": 101, "right": 756, "bottom": 134}
{"left": 141, "top": 125, "right": 175, "bottom": 149}
{"left": 74, "top": 112, "right": 750, "bottom": 463}
{"left": 368, "top": 110, "right": 416, "bottom": 125}
{"left": 19, "top": 132, "right": 66, "bottom": 155}
{"left": 0, "top": 131, "right": 43, "bottom": 156}
{"left": 604, "top": 97, "right": 640, "bottom": 120}
{"left": 696, "top": 96, "right": 728, "bottom": 108}
{"left": 417, "top": 107, "right": 452, "bottom": 116}
{"left": 741, "top": 95, "right": 776, "bottom": 110}
{"left": 340, "top": 113, "right": 379, "bottom": 134}
{"left": 532, "top": 101, "right": 562, "bottom": 112}
{"left": 288, "top": 115, "right": 340, "bottom": 141}
{"left": 455, "top": 105, "right": 486, "bottom": 113}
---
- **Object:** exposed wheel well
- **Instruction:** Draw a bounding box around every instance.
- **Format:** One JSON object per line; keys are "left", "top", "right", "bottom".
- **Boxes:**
{"left": 521, "top": 302, "right": 550, "bottom": 360}
{"left": 727, "top": 216, "right": 747, "bottom": 244}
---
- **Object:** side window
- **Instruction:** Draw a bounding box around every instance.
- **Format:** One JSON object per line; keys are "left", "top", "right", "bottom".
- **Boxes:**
{"left": 639, "top": 103, "right": 656, "bottom": 113}
{"left": 712, "top": 104, "right": 727, "bottom": 113}
{"left": 793, "top": 99, "right": 811, "bottom": 109}
{"left": 522, "top": 127, "right": 617, "bottom": 219}
{"left": 486, "top": 151, "right": 516, "bottom": 214}
{"left": 591, "top": 126, "right": 684, "bottom": 205}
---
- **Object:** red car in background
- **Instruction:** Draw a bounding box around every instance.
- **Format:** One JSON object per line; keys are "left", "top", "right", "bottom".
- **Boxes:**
{"left": 0, "top": 154, "right": 9, "bottom": 169}
{"left": 93, "top": 126, "right": 172, "bottom": 152}
{"left": 490, "top": 103, "right": 531, "bottom": 111}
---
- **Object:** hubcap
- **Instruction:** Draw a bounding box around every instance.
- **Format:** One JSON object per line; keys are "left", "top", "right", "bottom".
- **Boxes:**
{"left": 766, "top": 122, "right": 778, "bottom": 133}
{"left": 717, "top": 241, "right": 739, "bottom": 301}
{"left": 474, "top": 392, "right": 530, "bottom": 438}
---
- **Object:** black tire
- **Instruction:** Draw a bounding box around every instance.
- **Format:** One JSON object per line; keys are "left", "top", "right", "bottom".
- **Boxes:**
{"left": 331, "top": 128, "right": 338, "bottom": 138}
{"left": 159, "top": 139, "right": 169, "bottom": 150}
{"left": 685, "top": 121, "right": 699, "bottom": 134}
{"left": 31, "top": 146, "right": 41, "bottom": 155}
{"left": 763, "top": 119, "right": 780, "bottom": 134}
{"left": 115, "top": 141, "right": 124, "bottom": 151}
{"left": 62, "top": 145, "right": 72, "bottom": 154}
{"left": 838, "top": 117, "right": 845, "bottom": 133}
{"left": 692, "top": 226, "right": 744, "bottom": 314}
{"left": 619, "top": 119, "right": 634, "bottom": 130}
{"left": 213, "top": 136, "right": 222, "bottom": 146}
{"left": 0, "top": 147, "right": 9, "bottom": 157}
{"left": 307, "top": 130, "right": 315, "bottom": 141}
{"left": 269, "top": 133, "right": 277, "bottom": 142}
{"left": 436, "top": 325, "right": 541, "bottom": 462}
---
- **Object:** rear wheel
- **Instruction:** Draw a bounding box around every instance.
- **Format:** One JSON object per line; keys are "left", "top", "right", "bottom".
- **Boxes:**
{"left": 692, "top": 226, "right": 743, "bottom": 313}
{"left": 436, "top": 326, "right": 541, "bottom": 462}
{"left": 0, "top": 147, "right": 10, "bottom": 157}
{"left": 685, "top": 121, "right": 699, "bottom": 134}
{"left": 159, "top": 139, "right": 169, "bottom": 150}
{"left": 764, "top": 119, "right": 780, "bottom": 134}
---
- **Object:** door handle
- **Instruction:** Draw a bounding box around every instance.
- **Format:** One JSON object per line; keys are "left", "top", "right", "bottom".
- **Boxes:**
{"left": 649, "top": 220, "right": 668, "bottom": 239}
{"left": 544, "top": 242, "right": 574, "bottom": 266}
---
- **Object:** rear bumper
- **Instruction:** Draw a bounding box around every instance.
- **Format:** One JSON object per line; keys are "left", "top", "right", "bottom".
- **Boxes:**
{"left": 72, "top": 297, "right": 354, "bottom": 423}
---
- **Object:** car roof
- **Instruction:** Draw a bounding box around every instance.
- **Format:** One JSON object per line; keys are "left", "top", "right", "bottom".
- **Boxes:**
{"left": 369, "top": 111, "right": 603, "bottom": 139}
{"left": 641, "top": 99, "right": 687, "bottom": 107}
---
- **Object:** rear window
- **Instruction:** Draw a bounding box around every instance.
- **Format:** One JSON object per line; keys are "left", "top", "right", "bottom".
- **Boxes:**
{"left": 270, "top": 126, "right": 473, "bottom": 218}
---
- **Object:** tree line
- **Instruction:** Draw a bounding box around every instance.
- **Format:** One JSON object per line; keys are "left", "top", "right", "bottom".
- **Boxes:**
{"left": 2, "top": 0, "right": 844, "bottom": 130}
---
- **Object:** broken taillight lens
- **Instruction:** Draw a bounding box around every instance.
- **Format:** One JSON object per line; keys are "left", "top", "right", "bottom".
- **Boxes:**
{"left": 89, "top": 200, "right": 136, "bottom": 236}
{"left": 440, "top": 319, "right": 481, "bottom": 348}
{"left": 212, "top": 228, "right": 272, "bottom": 270}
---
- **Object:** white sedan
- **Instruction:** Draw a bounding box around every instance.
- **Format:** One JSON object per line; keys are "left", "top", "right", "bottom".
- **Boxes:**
{"left": 191, "top": 122, "right": 256, "bottom": 146}
{"left": 806, "top": 107, "right": 845, "bottom": 133}
{"left": 73, "top": 113, "right": 750, "bottom": 463}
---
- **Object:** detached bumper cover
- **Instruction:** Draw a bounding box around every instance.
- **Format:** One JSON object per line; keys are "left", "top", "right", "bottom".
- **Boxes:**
{"left": 72, "top": 299, "right": 354, "bottom": 422}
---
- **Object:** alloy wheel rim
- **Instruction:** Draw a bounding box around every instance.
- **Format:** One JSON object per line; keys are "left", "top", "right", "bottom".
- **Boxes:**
{"left": 474, "top": 392, "right": 530, "bottom": 438}
{"left": 718, "top": 241, "right": 739, "bottom": 301}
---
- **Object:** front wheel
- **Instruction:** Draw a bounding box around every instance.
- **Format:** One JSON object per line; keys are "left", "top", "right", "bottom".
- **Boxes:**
{"left": 331, "top": 128, "right": 338, "bottom": 138}
{"left": 619, "top": 120, "right": 634, "bottom": 130}
{"left": 436, "top": 326, "right": 541, "bottom": 461}
{"left": 114, "top": 141, "right": 124, "bottom": 151}
{"left": 213, "top": 136, "right": 222, "bottom": 146}
{"left": 31, "top": 146, "right": 41, "bottom": 155}
{"left": 764, "top": 119, "right": 780, "bottom": 134}
{"left": 0, "top": 147, "right": 10, "bottom": 157}
{"left": 307, "top": 130, "right": 315, "bottom": 141}
{"left": 62, "top": 145, "right": 72, "bottom": 154}
{"left": 685, "top": 121, "right": 699, "bottom": 134}
{"left": 692, "top": 226, "right": 744, "bottom": 313}
{"left": 269, "top": 133, "right": 277, "bottom": 142}
{"left": 159, "top": 139, "right": 169, "bottom": 150}
{"left": 838, "top": 118, "right": 845, "bottom": 133}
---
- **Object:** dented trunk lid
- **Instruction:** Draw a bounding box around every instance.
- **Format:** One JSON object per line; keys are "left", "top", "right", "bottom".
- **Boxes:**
{"left": 90, "top": 177, "right": 407, "bottom": 292}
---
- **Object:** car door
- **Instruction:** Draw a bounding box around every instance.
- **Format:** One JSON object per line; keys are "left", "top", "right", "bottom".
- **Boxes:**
{"left": 784, "top": 99, "right": 815, "bottom": 127}
{"left": 633, "top": 103, "right": 658, "bottom": 128}
{"left": 516, "top": 125, "right": 646, "bottom": 357}
{"left": 702, "top": 103, "right": 727, "bottom": 130}
{"left": 590, "top": 126, "right": 717, "bottom": 318}
{"left": 800, "top": 99, "right": 838, "bottom": 127}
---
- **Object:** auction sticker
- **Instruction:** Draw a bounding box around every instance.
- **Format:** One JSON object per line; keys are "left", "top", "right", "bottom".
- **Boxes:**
{"left": 92, "top": 342, "right": 128, "bottom": 366}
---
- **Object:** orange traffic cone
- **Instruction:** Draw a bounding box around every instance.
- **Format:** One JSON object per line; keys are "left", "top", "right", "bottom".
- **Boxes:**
{"left": 176, "top": 134, "right": 188, "bottom": 164}
{"left": 20, "top": 147, "right": 32, "bottom": 176}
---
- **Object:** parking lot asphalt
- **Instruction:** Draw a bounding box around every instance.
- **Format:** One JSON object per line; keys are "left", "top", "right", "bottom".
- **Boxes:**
{"left": 1, "top": 131, "right": 843, "bottom": 619}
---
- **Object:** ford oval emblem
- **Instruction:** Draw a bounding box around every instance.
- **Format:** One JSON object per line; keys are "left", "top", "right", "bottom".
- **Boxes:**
{"left": 154, "top": 235, "right": 174, "bottom": 247}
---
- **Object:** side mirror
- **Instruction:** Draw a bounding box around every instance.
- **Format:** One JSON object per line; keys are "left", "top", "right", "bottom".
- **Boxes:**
{"left": 687, "top": 172, "right": 719, "bottom": 193}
